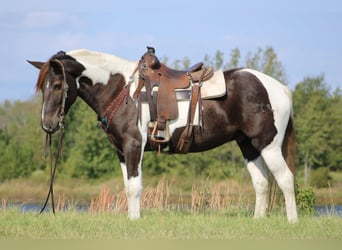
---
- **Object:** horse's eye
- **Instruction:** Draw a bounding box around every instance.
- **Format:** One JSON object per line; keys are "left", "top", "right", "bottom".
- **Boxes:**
{"left": 53, "top": 81, "right": 62, "bottom": 90}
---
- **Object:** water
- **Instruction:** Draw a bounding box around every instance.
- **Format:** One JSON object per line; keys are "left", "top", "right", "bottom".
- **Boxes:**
{"left": 314, "top": 205, "right": 342, "bottom": 217}
{"left": 3, "top": 203, "right": 342, "bottom": 217}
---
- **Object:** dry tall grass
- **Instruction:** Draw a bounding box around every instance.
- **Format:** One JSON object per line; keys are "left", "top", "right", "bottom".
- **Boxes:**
{"left": 87, "top": 176, "right": 253, "bottom": 214}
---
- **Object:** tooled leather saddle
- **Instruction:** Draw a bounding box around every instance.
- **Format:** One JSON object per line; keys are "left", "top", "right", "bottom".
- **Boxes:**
{"left": 133, "top": 47, "right": 214, "bottom": 153}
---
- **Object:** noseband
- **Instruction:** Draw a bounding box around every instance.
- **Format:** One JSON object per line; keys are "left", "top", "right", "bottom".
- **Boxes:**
{"left": 40, "top": 59, "right": 69, "bottom": 214}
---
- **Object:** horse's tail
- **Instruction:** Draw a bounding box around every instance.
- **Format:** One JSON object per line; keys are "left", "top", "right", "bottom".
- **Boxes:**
{"left": 282, "top": 86, "right": 296, "bottom": 175}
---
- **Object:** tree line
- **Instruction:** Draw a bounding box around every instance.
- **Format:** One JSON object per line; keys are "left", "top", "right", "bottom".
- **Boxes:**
{"left": 0, "top": 46, "right": 341, "bottom": 186}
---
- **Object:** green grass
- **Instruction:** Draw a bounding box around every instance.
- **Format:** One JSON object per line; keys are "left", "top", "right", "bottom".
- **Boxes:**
{"left": 1, "top": 208, "right": 341, "bottom": 239}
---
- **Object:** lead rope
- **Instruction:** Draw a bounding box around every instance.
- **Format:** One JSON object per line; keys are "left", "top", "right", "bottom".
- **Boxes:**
{"left": 40, "top": 129, "right": 64, "bottom": 214}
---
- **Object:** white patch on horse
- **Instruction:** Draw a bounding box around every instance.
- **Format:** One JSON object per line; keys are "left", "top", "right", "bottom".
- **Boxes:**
{"left": 46, "top": 80, "right": 50, "bottom": 89}
{"left": 139, "top": 100, "right": 195, "bottom": 139}
{"left": 67, "top": 49, "right": 138, "bottom": 86}
{"left": 41, "top": 102, "right": 45, "bottom": 121}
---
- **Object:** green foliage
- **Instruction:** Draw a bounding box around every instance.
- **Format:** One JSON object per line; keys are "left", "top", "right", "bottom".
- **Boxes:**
{"left": 295, "top": 184, "right": 317, "bottom": 215}
{"left": 60, "top": 99, "right": 120, "bottom": 179}
{"left": 227, "top": 47, "right": 241, "bottom": 69}
{"left": 246, "top": 46, "right": 287, "bottom": 84}
{"left": 143, "top": 144, "right": 241, "bottom": 179}
{"left": 0, "top": 98, "right": 44, "bottom": 181}
{"left": 293, "top": 75, "right": 342, "bottom": 172}
{"left": 309, "top": 167, "right": 332, "bottom": 188}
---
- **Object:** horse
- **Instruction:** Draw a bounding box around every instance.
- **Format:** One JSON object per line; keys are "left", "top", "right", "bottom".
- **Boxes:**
{"left": 28, "top": 48, "right": 298, "bottom": 222}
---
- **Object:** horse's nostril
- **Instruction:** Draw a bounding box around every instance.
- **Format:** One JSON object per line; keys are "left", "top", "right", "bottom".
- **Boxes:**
{"left": 42, "top": 122, "right": 54, "bottom": 134}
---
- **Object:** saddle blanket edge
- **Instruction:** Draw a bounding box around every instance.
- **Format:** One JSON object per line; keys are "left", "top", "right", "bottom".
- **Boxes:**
{"left": 201, "top": 69, "right": 226, "bottom": 99}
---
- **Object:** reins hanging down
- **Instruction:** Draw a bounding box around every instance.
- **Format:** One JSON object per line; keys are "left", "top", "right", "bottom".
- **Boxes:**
{"left": 40, "top": 130, "right": 64, "bottom": 214}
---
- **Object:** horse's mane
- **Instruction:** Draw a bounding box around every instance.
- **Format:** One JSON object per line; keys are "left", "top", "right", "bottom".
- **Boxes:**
{"left": 36, "top": 62, "right": 50, "bottom": 92}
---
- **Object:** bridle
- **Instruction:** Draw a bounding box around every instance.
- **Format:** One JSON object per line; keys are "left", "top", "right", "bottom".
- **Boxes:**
{"left": 40, "top": 59, "right": 69, "bottom": 214}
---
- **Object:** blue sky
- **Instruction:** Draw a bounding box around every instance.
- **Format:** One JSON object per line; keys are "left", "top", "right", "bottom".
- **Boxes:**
{"left": 1, "top": 0, "right": 341, "bottom": 102}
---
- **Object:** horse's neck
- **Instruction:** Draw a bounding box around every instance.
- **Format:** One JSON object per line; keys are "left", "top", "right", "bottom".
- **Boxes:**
{"left": 77, "top": 82, "right": 118, "bottom": 117}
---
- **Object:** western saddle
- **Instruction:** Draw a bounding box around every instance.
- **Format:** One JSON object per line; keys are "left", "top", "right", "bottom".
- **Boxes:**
{"left": 133, "top": 47, "right": 214, "bottom": 153}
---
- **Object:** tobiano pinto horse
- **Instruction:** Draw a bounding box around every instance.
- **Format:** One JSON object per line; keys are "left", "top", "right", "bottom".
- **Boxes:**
{"left": 28, "top": 48, "right": 298, "bottom": 222}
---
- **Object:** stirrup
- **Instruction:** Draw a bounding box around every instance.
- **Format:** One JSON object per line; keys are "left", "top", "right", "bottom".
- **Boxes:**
{"left": 150, "top": 120, "right": 170, "bottom": 143}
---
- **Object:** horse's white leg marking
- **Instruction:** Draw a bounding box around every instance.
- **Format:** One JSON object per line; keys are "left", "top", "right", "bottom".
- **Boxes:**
{"left": 246, "top": 156, "right": 269, "bottom": 218}
{"left": 126, "top": 173, "right": 142, "bottom": 220}
{"left": 261, "top": 145, "right": 298, "bottom": 223}
{"left": 121, "top": 160, "right": 143, "bottom": 220}
{"left": 124, "top": 124, "right": 146, "bottom": 220}
{"left": 120, "top": 162, "right": 128, "bottom": 189}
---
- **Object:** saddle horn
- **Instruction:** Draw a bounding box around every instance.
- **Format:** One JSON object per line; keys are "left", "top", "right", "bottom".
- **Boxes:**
{"left": 147, "top": 46, "right": 155, "bottom": 55}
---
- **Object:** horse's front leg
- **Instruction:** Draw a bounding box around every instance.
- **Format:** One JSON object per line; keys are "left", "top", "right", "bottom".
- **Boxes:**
{"left": 118, "top": 136, "right": 144, "bottom": 220}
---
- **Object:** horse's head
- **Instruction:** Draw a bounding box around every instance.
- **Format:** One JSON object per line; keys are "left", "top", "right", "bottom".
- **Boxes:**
{"left": 28, "top": 51, "right": 85, "bottom": 134}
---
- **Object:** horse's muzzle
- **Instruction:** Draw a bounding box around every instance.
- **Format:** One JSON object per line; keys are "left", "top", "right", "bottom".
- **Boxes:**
{"left": 41, "top": 121, "right": 60, "bottom": 134}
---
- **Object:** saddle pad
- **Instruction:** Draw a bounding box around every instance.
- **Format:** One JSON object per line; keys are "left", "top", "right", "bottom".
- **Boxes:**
{"left": 131, "top": 69, "right": 226, "bottom": 100}
{"left": 201, "top": 69, "right": 226, "bottom": 99}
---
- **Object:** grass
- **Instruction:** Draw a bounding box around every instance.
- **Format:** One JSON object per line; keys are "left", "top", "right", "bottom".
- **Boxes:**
{"left": 1, "top": 176, "right": 342, "bottom": 239}
{"left": 1, "top": 172, "right": 342, "bottom": 239}
{"left": 0, "top": 208, "right": 341, "bottom": 239}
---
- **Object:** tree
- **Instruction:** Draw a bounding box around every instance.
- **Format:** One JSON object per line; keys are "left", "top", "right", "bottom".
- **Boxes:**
{"left": 225, "top": 47, "right": 241, "bottom": 69}
{"left": 214, "top": 50, "right": 224, "bottom": 70}
{"left": 292, "top": 75, "right": 341, "bottom": 185}
{"left": 325, "top": 88, "right": 342, "bottom": 171}
{"left": 61, "top": 99, "right": 120, "bottom": 179}
{"left": 246, "top": 46, "right": 287, "bottom": 84}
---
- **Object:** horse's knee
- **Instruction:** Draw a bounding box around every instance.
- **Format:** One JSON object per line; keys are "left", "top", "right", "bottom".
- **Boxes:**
{"left": 126, "top": 176, "right": 142, "bottom": 198}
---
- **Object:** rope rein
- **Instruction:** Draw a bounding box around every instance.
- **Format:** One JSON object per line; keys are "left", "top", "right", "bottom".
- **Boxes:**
{"left": 40, "top": 131, "right": 63, "bottom": 214}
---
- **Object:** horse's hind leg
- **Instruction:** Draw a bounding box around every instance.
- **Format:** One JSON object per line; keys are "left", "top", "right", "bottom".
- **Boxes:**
{"left": 246, "top": 156, "right": 269, "bottom": 219}
{"left": 236, "top": 137, "right": 269, "bottom": 219}
{"left": 261, "top": 145, "right": 298, "bottom": 222}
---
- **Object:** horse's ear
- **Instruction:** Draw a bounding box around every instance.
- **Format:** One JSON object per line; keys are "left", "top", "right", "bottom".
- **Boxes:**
{"left": 27, "top": 60, "right": 45, "bottom": 69}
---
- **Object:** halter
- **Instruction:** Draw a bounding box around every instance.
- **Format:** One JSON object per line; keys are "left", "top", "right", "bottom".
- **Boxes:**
{"left": 40, "top": 58, "right": 69, "bottom": 214}
{"left": 52, "top": 59, "right": 69, "bottom": 129}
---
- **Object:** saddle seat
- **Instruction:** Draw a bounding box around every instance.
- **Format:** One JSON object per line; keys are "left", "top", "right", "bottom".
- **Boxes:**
{"left": 157, "top": 62, "right": 214, "bottom": 89}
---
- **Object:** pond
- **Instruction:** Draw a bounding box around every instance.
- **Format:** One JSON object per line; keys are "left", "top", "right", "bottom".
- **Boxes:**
{"left": 3, "top": 203, "right": 342, "bottom": 217}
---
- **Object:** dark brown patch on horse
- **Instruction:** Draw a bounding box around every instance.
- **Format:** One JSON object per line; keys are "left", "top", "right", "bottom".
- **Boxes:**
{"left": 230, "top": 70, "right": 277, "bottom": 151}
{"left": 282, "top": 117, "right": 296, "bottom": 175}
